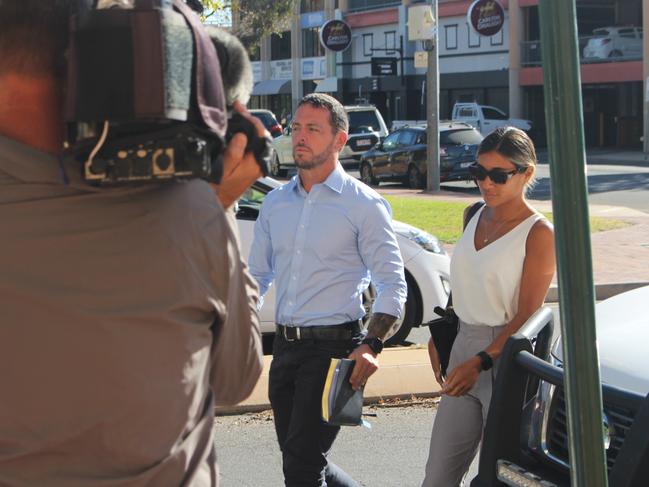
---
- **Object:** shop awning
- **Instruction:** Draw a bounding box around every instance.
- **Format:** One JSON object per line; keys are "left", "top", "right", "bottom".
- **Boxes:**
{"left": 252, "top": 79, "right": 291, "bottom": 96}
{"left": 315, "top": 77, "right": 338, "bottom": 93}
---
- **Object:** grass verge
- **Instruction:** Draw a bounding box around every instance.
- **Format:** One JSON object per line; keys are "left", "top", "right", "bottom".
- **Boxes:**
{"left": 384, "top": 196, "right": 630, "bottom": 244}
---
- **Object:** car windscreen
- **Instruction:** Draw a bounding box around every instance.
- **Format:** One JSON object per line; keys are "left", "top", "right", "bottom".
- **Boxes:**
{"left": 441, "top": 129, "right": 483, "bottom": 146}
{"left": 348, "top": 111, "right": 380, "bottom": 134}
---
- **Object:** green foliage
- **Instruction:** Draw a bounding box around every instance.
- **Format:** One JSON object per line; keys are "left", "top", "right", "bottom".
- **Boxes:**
{"left": 200, "top": 0, "right": 295, "bottom": 39}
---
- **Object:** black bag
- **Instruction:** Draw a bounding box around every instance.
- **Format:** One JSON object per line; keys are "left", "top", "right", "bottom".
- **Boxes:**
{"left": 427, "top": 201, "right": 485, "bottom": 377}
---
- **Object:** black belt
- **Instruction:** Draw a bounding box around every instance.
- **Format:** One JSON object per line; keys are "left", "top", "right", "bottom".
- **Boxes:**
{"left": 276, "top": 321, "right": 362, "bottom": 341}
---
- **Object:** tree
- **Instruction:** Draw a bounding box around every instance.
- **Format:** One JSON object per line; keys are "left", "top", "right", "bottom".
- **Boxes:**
{"left": 198, "top": 0, "right": 295, "bottom": 39}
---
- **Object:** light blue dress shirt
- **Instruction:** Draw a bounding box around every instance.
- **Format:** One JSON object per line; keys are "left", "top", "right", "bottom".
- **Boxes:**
{"left": 249, "top": 164, "right": 407, "bottom": 327}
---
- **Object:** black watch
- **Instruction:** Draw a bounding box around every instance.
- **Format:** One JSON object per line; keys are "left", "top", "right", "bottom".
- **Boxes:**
{"left": 476, "top": 351, "right": 493, "bottom": 371}
{"left": 361, "top": 336, "right": 384, "bottom": 355}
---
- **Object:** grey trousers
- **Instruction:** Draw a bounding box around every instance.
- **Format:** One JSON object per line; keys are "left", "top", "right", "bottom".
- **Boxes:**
{"left": 421, "top": 321, "right": 505, "bottom": 487}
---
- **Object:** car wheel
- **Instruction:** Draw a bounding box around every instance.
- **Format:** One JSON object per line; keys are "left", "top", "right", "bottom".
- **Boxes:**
{"left": 609, "top": 49, "right": 622, "bottom": 58}
{"left": 384, "top": 280, "right": 419, "bottom": 346}
{"left": 270, "top": 152, "right": 287, "bottom": 178}
{"left": 360, "top": 162, "right": 378, "bottom": 186}
{"left": 407, "top": 165, "right": 423, "bottom": 189}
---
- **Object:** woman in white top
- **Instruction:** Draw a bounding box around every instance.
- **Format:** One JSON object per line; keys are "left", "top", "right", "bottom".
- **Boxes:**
{"left": 422, "top": 127, "right": 556, "bottom": 487}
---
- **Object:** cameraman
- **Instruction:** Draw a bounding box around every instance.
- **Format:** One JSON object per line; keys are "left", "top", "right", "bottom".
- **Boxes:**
{"left": 0, "top": 2, "right": 264, "bottom": 485}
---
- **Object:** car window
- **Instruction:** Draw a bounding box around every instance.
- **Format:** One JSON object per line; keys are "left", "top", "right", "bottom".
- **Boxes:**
{"left": 619, "top": 28, "right": 634, "bottom": 38}
{"left": 416, "top": 132, "right": 426, "bottom": 145}
{"left": 481, "top": 107, "right": 508, "bottom": 120}
{"left": 251, "top": 112, "right": 274, "bottom": 129}
{"left": 348, "top": 111, "right": 380, "bottom": 133}
{"left": 398, "top": 130, "right": 417, "bottom": 147}
{"left": 592, "top": 28, "right": 610, "bottom": 37}
{"left": 458, "top": 107, "right": 475, "bottom": 117}
{"left": 238, "top": 185, "right": 266, "bottom": 212}
{"left": 381, "top": 132, "right": 400, "bottom": 151}
{"left": 440, "top": 128, "right": 483, "bottom": 146}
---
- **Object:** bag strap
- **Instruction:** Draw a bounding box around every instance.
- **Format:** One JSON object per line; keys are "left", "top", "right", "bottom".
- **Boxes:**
{"left": 440, "top": 201, "right": 485, "bottom": 314}
{"left": 463, "top": 201, "right": 485, "bottom": 231}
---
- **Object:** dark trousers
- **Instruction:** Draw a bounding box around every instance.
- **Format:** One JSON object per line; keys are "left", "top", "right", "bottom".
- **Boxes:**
{"left": 269, "top": 333, "right": 362, "bottom": 487}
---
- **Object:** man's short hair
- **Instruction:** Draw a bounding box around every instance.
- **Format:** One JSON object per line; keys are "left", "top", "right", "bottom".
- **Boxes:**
{"left": 0, "top": 1, "right": 75, "bottom": 75}
{"left": 297, "top": 93, "right": 349, "bottom": 134}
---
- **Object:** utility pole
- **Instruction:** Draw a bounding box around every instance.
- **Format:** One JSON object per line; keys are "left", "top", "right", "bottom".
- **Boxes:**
{"left": 425, "top": 0, "right": 440, "bottom": 192}
{"left": 539, "top": 1, "right": 608, "bottom": 485}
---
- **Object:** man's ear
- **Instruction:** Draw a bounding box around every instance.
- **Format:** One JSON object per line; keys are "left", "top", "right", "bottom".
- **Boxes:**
{"left": 335, "top": 130, "right": 348, "bottom": 152}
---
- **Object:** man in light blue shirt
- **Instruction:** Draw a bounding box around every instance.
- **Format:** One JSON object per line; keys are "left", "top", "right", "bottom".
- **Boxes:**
{"left": 249, "top": 93, "right": 407, "bottom": 487}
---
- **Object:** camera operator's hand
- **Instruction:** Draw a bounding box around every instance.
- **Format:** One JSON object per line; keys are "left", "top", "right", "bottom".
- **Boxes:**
{"left": 211, "top": 101, "right": 267, "bottom": 209}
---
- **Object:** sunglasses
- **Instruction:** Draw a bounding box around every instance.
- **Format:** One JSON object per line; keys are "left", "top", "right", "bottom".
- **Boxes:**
{"left": 469, "top": 163, "right": 527, "bottom": 185}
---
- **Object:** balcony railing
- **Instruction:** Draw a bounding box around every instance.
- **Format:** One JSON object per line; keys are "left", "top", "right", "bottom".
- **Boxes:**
{"left": 521, "top": 32, "right": 643, "bottom": 67}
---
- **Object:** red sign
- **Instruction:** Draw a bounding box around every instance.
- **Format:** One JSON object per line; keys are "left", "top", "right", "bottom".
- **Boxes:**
{"left": 468, "top": 0, "right": 505, "bottom": 37}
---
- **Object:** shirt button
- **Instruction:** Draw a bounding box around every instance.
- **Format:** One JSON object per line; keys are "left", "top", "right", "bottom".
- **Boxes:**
{"left": 288, "top": 301, "right": 293, "bottom": 306}
{"left": 300, "top": 224, "right": 305, "bottom": 229}
{"left": 292, "top": 276, "right": 297, "bottom": 280}
{"left": 296, "top": 250, "right": 301, "bottom": 254}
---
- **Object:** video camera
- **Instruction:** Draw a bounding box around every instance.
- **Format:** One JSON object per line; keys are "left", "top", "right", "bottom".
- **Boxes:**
{"left": 64, "top": 0, "right": 270, "bottom": 185}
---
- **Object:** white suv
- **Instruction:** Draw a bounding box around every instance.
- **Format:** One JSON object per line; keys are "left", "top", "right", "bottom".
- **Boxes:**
{"left": 269, "top": 105, "right": 388, "bottom": 177}
{"left": 583, "top": 26, "right": 643, "bottom": 60}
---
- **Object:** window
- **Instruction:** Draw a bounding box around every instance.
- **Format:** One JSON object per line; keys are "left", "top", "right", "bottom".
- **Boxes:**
{"left": 445, "top": 24, "right": 458, "bottom": 50}
{"left": 482, "top": 107, "right": 508, "bottom": 120}
{"left": 303, "top": 28, "right": 324, "bottom": 57}
{"left": 398, "top": 130, "right": 417, "bottom": 147}
{"left": 381, "top": 132, "right": 400, "bottom": 151}
{"left": 271, "top": 31, "right": 291, "bottom": 60}
{"left": 363, "top": 33, "right": 373, "bottom": 57}
{"left": 385, "top": 31, "right": 396, "bottom": 55}
{"left": 300, "top": 0, "right": 324, "bottom": 12}
{"left": 458, "top": 107, "right": 476, "bottom": 117}
{"left": 490, "top": 28, "right": 503, "bottom": 46}
{"left": 440, "top": 128, "right": 483, "bottom": 146}
{"left": 468, "top": 23, "right": 480, "bottom": 48}
{"left": 348, "top": 110, "right": 381, "bottom": 133}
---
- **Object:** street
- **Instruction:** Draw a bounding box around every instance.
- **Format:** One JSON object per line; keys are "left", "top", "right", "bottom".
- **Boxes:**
{"left": 213, "top": 398, "right": 477, "bottom": 487}
{"left": 340, "top": 161, "right": 649, "bottom": 213}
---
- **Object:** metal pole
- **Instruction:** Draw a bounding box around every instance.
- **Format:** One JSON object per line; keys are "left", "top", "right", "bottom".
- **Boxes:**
{"left": 538, "top": 1, "right": 608, "bottom": 486}
{"left": 425, "top": 0, "right": 440, "bottom": 192}
{"left": 643, "top": 1, "right": 649, "bottom": 157}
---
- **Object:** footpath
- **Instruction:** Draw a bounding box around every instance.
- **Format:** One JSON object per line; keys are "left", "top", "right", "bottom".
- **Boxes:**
{"left": 217, "top": 150, "right": 649, "bottom": 414}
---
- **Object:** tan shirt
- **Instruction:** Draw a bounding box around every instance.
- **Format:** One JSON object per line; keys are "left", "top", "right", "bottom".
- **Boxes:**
{"left": 0, "top": 136, "right": 263, "bottom": 486}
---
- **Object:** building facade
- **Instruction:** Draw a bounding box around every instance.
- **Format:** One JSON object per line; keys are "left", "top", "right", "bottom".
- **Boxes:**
{"left": 245, "top": 0, "right": 647, "bottom": 149}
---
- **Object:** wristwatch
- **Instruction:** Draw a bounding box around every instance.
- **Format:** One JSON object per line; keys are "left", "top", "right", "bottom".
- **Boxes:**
{"left": 476, "top": 351, "right": 493, "bottom": 371}
{"left": 361, "top": 336, "right": 384, "bottom": 355}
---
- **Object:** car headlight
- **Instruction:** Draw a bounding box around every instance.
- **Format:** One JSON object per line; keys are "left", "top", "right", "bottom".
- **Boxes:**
{"left": 396, "top": 229, "right": 446, "bottom": 255}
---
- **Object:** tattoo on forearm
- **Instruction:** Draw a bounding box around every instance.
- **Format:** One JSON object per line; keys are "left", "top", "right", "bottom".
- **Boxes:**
{"left": 367, "top": 312, "right": 398, "bottom": 340}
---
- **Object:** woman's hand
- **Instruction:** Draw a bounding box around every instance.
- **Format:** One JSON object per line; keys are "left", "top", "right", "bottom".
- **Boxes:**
{"left": 427, "top": 338, "right": 445, "bottom": 387}
{"left": 442, "top": 356, "right": 482, "bottom": 397}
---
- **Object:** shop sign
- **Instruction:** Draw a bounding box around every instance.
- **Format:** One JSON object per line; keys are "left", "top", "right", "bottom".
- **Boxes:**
{"left": 467, "top": 0, "right": 505, "bottom": 37}
{"left": 319, "top": 19, "right": 352, "bottom": 52}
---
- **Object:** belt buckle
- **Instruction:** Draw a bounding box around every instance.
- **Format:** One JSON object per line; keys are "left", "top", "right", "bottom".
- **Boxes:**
{"left": 284, "top": 326, "right": 301, "bottom": 342}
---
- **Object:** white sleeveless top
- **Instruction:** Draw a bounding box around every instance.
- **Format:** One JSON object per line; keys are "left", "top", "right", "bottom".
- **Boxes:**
{"left": 450, "top": 206, "right": 545, "bottom": 327}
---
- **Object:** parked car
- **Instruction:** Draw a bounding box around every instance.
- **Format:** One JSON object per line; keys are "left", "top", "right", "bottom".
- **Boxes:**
{"left": 235, "top": 177, "right": 451, "bottom": 345}
{"left": 249, "top": 109, "right": 283, "bottom": 138}
{"left": 452, "top": 102, "right": 532, "bottom": 137}
{"left": 268, "top": 105, "right": 388, "bottom": 177}
{"left": 583, "top": 26, "right": 643, "bottom": 60}
{"left": 359, "top": 122, "right": 483, "bottom": 189}
{"left": 473, "top": 285, "right": 649, "bottom": 486}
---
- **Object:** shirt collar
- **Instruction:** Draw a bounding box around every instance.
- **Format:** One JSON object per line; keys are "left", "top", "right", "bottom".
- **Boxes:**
{"left": 290, "top": 163, "right": 347, "bottom": 196}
